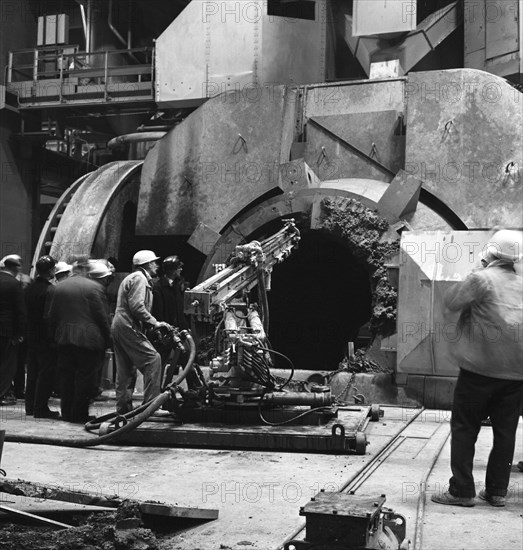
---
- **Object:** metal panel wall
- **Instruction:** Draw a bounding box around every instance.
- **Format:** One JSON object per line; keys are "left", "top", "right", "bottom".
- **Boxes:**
{"left": 304, "top": 79, "right": 405, "bottom": 119}
{"left": 260, "top": 1, "right": 326, "bottom": 86}
{"left": 353, "top": 0, "right": 416, "bottom": 36}
{"left": 302, "top": 79, "right": 405, "bottom": 183}
{"left": 464, "top": 0, "right": 522, "bottom": 77}
{"left": 485, "top": 1, "right": 519, "bottom": 59}
{"left": 396, "top": 230, "right": 493, "bottom": 377}
{"left": 155, "top": 0, "right": 327, "bottom": 107}
{"left": 137, "top": 86, "right": 297, "bottom": 237}
{"left": 405, "top": 70, "right": 523, "bottom": 229}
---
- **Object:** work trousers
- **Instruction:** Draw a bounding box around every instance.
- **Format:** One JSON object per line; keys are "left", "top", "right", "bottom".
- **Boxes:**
{"left": 58, "top": 345, "right": 103, "bottom": 423}
{"left": 25, "top": 346, "right": 56, "bottom": 415}
{"left": 449, "top": 368, "right": 523, "bottom": 498}
{"left": 112, "top": 319, "right": 161, "bottom": 415}
{"left": 0, "top": 337, "right": 18, "bottom": 400}
{"left": 13, "top": 340, "right": 27, "bottom": 398}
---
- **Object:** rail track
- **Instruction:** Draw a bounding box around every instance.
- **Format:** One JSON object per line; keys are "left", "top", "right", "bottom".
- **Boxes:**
{"left": 276, "top": 407, "right": 452, "bottom": 550}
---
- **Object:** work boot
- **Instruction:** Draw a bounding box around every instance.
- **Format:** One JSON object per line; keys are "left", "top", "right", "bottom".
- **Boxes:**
{"left": 152, "top": 409, "right": 171, "bottom": 417}
{"left": 431, "top": 491, "right": 475, "bottom": 507}
{"left": 478, "top": 489, "right": 505, "bottom": 507}
{"left": 34, "top": 408, "right": 61, "bottom": 419}
{"left": 0, "top": 393, "right": 17, "bottom": 406}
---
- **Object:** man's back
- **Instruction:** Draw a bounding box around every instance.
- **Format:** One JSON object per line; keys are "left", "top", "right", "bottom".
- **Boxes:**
{"left": 0, "top": 271, "right": 25, "bottom": 339}
{"left": 26, "top": 277, "right": 54, "bottom": 349}
{"left": 446, "top": 264, "right": 523, "bottom": 380}
{"left": 152, "top": 276, "right": 188, "bottom": 329}
{"left": 48, "top": 275, "right": 110, "bottom": 350}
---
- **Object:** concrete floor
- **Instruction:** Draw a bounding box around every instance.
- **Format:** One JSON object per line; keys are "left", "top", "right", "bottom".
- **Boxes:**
{"left": 1, "top": 400, "right": 522, "bottom": 550}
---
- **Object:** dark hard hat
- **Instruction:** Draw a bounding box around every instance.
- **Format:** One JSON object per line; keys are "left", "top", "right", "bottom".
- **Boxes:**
{"left": 36, "top": 255, "right": 56, "bottom": 275}
{"left": 163, "top": 255, "right": 183, "bottom": 270}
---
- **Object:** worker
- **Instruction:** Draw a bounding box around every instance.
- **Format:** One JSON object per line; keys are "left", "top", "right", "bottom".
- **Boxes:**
{"left": 111, "top": 250, "right": 170, "bottom": 415}
{"left": 152, "top": 256, "right": 188, "bottom": 332}
{"left": 54, "top": 261, "right": 72, "bottom": 282}
{"left": 88, "top": 261, "right": 114, "bottom": 400}
{"left": 98, "top": 258, "right": 118, "bottom": 316}
{"left": 431, "top": 230, "right": 523, "bottom": 508}
{"left": 151, "top": 256, "right": 189, "bottom": 367}
{"left": 1, "top": 254, "right": 30, "bottom": 401}
{"left": 25, "top": 255, "right": 59, "bottom": 418}
{"left": 0, "top": 255, "right": 26, "bottom": 405}
{"left": 151, "top": 255, "right": 200, "bottom": 396}
{"left": 88, "top": 261, "right": 113, "bottom": 287}
{"left": 46, "top": 257, "right": 111, "bottom": 423}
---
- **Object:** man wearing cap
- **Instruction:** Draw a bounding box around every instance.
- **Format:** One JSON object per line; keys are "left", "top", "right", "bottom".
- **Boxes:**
{"left": 151, "top": 255, "right": 198, "bottom": 392}
{"left": 47, "top": 256, "right": 111, "bottom": 423}
{"left": 0, "top": 255, "right": 27, "bottom": 404}
{"left": 152, "top": 256, "right": 189, "bottom": 351}
{"left": 25, "top": 255, "right": 59, "bottom": 418}
{"left": 54, "top": 261, "right": 72, "bottom": 282}
{"left": 432, "top": 230, "right": 523, "bottom": 508}
{"left": 89, "top": 261, "right": 113, "bottom": 287}
{"left": 152, "top": 256, "right": 188, "bottom": 330}
{"left": 111, "top": 250, "right": 169, "bottom": 415}
{"left": 88, "top": 261, "right": 113, "bottom": 399}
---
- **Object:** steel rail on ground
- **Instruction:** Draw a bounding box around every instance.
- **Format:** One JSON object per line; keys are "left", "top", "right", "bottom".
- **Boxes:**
{"left": 275, "top": 406, "right": 427, "bottom": 550}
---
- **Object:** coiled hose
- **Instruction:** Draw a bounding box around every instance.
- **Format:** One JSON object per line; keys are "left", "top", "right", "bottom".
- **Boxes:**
{"left": 4, "top": 333, "right": 196, "bottom": 448}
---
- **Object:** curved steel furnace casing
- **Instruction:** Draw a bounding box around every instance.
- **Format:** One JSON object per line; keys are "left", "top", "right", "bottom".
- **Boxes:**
{"left": 35, "top": 69, "right": 523, "bottom": 408}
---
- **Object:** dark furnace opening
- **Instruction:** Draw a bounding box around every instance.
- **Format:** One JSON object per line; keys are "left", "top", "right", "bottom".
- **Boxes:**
{"left": 267, "top": 230, "right": 372, "bottom": 371}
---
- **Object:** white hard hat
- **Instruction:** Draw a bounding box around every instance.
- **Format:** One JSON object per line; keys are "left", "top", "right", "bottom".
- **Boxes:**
{"left": 485, "top": 230, "right": 523, "bottom": 263}
{"left": 55, "top": 261, "right": 73, "bottom": 275}
{"left": 0, "top": 254, "right": 22, "bottom": 268}
{"left": 88, "top": 261, "right": 112, "bottom": 279}
{"left": 132, "top": 250, "right": 160, "bottom": 266}
{"left": 92, "top": 258, "right": 116, "bottom": 273}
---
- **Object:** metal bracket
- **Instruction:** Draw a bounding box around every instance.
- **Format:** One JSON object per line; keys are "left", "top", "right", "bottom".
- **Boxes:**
{"left": 331, "top": 423, "right": 346, "bottom": 451}
{"left": 233, "top": 133, "right": 248, "bottom": 154}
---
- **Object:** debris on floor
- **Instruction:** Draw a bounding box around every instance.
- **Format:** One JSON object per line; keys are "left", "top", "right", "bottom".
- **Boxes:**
{"left": 0, "top": 478, "right": 218, "bottom": 550}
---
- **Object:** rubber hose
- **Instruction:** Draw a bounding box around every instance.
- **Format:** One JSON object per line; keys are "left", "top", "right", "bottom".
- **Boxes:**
{"left": 258, "top": 347, "right": 294, "bottom": 391}
{"left": 4, "top": 334, "right": 197, "bottom": 448}
{"left": 213, "top": 317, "right": 225, "bottom": 354}
{"left": 257, "top": 269, "right": 270, "bottom": 334}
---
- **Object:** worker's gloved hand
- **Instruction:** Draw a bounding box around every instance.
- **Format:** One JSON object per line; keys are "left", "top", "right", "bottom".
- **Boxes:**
{"left": 156, "top": 321, "right": 174, "bottom": 330}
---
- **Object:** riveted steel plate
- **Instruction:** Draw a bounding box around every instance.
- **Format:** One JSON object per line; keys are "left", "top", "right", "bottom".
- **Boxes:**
{"left": 50, "top": 161, "right": 142, "bottom": 262}
{"left": 405, "top": 70, "right": 523, "bottom": 229}
{"left": 137, "top": 86, "right": 297, "bottom": 236}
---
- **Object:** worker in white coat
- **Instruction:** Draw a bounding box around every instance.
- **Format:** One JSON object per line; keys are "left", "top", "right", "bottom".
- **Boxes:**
{"left": 111, "top": 250, "right": 170, "bottom": 415}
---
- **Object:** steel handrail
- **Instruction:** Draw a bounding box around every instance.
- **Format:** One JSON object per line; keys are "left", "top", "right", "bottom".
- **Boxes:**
{"left": 7, "top": 46, "right": 153, "bottom": 84}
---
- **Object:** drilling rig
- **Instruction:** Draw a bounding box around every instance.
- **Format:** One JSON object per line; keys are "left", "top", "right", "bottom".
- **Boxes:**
{"left": 164, "top": 220, "right": 353, "bottom": 430}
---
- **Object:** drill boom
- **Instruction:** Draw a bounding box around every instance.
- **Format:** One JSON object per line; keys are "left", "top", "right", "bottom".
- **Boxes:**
{"left": 184, "top": 220, "right": 300, "bottom": 321}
